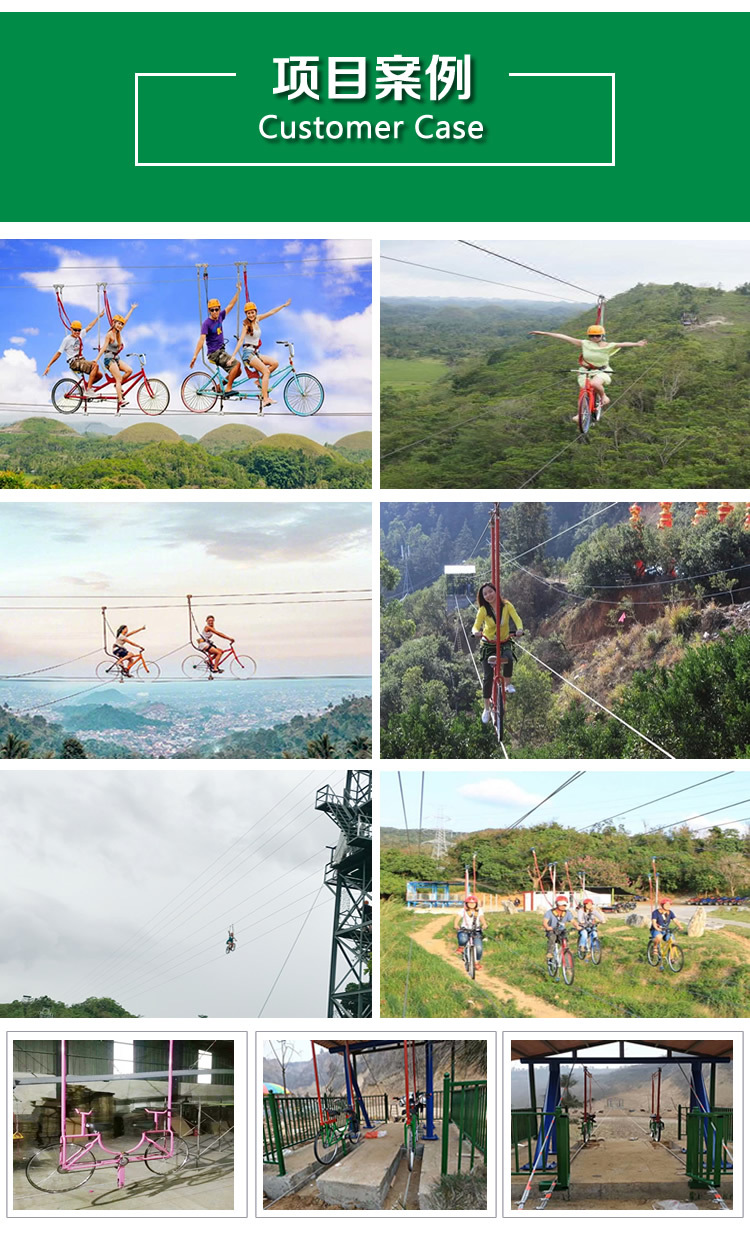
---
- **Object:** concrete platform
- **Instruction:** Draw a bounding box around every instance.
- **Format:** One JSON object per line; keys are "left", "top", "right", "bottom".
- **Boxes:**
{"left": 419, "top": 1123, "right": 485, "bottom": 1211}
{"left": 263, "top": 1145, "right": 323, "bottom": 1202}
{"left": 317, "top": 1126, "right": 402, "bottom": 1209}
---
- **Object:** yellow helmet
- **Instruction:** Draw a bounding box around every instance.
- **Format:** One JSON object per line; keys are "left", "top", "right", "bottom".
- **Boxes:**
{"left": 70, "top": 320, "right": 82, "bottom": 330}
{"left": 112, "top": 314, "right": 125, "bottom": 325}
{"left": 245, "top": 301, "right": 257, "bottom": 313}
{"left": 587, "top": 324, "right": 605, "bottom": 338}
{"left": 207, "top": 298, "right": 221, "bottom": 309}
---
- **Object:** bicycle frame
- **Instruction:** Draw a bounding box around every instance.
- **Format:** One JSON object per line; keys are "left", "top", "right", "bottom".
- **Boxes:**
{"left": 72, "top": 354, "right": 152, "bottom": 405}
{"left": 198, "top": 342, "right": 298, "bottom": 405}
{"left": 58, "top": 1038, "right": 175, "bottom": 1189}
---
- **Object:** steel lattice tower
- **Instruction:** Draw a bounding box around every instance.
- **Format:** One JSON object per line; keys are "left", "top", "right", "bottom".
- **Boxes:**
{"left": 317, "top": 771, "right": 372, "bottom": 1018}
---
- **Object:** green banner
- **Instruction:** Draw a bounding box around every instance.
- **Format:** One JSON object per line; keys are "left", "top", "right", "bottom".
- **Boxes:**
{"left": 5, "top": 11, "right": 750, "bottom": 220}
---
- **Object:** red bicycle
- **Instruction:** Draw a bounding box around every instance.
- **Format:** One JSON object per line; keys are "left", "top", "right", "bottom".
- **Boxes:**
{"left": 181, "top": 641, "right": 257, "bottom": 680}
{"left": 51, "top": 352, "right": 170, "bottom": 416}
{"left": 576, "top": 370, "right": 603, "bottom": 435}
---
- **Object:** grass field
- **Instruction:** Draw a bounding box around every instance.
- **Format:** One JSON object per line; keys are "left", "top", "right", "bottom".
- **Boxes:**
{"left": 380, "top": 900, "right": 522, "bottom": 1018}
{"left": 380, "top": 356, "right": 449, "bottom": 392}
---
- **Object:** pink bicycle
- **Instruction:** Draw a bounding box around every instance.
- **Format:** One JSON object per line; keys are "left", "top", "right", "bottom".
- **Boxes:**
{"left": 25, "top": 1039, "right": 189, "bottom": 1192}
{"left": 182, "top": 640, "right": 257, "bottom": 680}
{"left": 51, "top": 352, "right": 170, "bottom": 416}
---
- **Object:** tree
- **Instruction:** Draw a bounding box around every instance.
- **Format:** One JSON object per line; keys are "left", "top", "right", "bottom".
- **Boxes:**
{"left": 60, "top": 737, "right": 87, "bottom": 759}
{"left": 307, "top": 733, "right": 337, "bottom": 758}
{"left": 1, "top": 732, "right": 30, "bottom": 759}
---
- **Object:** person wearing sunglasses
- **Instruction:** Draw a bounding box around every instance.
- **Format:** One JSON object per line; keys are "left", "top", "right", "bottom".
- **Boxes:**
{"left": 43, "top": 310, "right": 106, "bottom": 393}
{"left": 229, "top": 298, "right": 291, "bottom": 411}
{"left": 94, "top": 303, "right": 138, "bottom": 406}
{"left": 190, "top": 292, "right": 241, "bottom": 395}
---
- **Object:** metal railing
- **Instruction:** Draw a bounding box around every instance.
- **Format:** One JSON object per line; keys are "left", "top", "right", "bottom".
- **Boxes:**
{"left": 679, "top": 1104, "right": 732, "bottom": 1142}
{"left": 263, "top": 1092, "right": 388, "bottom": 1177}
{"left": 510, "top": 1108, "right": 570, "bottom": 1191}
{"left": 440, "top": 1073, "right": 487, "bottom": 1174}
{"left": 685, "top": 1110, "right": 733, "bottom": 1189}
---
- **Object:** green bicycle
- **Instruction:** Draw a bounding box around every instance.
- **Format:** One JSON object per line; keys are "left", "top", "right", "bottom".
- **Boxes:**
{"left": 180, "top": 339, "right": 324, "bottom": 416}
{"left": 313, "top": 1104, "right": 361, "bottom": 1166}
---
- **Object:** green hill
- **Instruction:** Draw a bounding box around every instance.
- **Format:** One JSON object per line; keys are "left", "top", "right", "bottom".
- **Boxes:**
{"left": 260, "top": 433, "right": 333, "bottom": 457}
{"left": 3, "top": 416, "right": 79, "bottom": 436}
{"left": 0, "top": 703, "right": 138, "bottom": 758}
{"left": 335, "top": 431, "right": 372, "bottom": 451}
{"left": 112, "top": 422, "right": 181, "bottom": 444}
{"left": 200, "top": 423, "right": 267, "bottom": 450}
{"left": 0, "top": 994, "right": 135, "bottom": 1018}
{"left": 381, "top": 283, "right": 750, "bottom": 489}
{"left": 60, "top": 705, "right": 169, "bottom": 731}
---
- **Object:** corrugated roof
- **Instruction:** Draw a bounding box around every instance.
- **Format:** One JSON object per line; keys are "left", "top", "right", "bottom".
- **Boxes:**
{"left": 511, "top": 1039, "right": 733, "bottom": 1060}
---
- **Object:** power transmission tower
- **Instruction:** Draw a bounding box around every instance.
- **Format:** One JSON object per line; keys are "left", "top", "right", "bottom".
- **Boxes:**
{"left": 429, "top": 810, "right": 451, "bottom": 860}
{"left": 318, "top": 771, "right": 372, "bottom": 1017}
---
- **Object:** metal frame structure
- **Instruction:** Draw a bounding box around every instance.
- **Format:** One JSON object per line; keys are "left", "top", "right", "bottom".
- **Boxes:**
{"left": 318, "top": 772, "right": 372, "bottom": 1018}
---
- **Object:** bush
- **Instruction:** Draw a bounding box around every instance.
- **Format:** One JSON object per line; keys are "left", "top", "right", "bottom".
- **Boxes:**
{"left": 667, "top": 603, "right": 700, "bottom": 638}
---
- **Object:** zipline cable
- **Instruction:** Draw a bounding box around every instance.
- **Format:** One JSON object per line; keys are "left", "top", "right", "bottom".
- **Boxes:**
{"left": 458, "top": 241, "right": 603, "bottom": 300}
{"left": 397, "top": 772, "right": 412, "bottom": 848}
{"left": 514, "top": 639, "right": 676, "bottom": 758}
{"left": 256, "top": 883, "right": 327, "bottom": 1016}
{"left": 381, "top": 253, "right": 584, "bottom": 303}
{"left": 580, "top": 771, "right": 734, "bottom": 831}
{"left": 506, "top": 772, "right": 585, "bottom": 830}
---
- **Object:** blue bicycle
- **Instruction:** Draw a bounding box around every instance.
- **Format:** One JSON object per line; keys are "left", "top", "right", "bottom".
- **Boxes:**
{"left": 180, "top": 340, "right": 324, "bottom": 416}
{"left": 577, "top": 922, "right": 602, "bottom": 965}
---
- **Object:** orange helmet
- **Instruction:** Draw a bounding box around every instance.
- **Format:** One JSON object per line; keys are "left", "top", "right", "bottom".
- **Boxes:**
{"left": 245, "top": 301, "right": 257, "bottom": 313}
{"left": 207, "top": 298, "right": 221, "bottom": 310}
{"left": 70, "top": 321, "right": 82, "bottom": 330}
{"left": 112, "top": 314, "right": 125, "bottom": 325}
{"left": 587, "top": 324, "right": 606, "bottom": 338}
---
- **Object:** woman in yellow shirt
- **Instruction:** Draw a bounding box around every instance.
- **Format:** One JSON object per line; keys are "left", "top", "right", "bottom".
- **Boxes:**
{"left": 530, "top": 324, "right": 646, "bottom": 412}
{"left": 472, "top": 583, "right": 523, "bottom": 724}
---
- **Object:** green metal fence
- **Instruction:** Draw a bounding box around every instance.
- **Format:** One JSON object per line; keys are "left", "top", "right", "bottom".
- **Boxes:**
{"left": 440, "top": 1073, "right": 487, "bottom": 1174}
{"left": 685, "top": 1110, "right": 733, "bottom": 1190}
{"left": 679, "top": 1104, "right": 733, "bottom": 1143}
{"left": 510, "top": 1108, "right": 570, "bottom": 1191}
{"left": 263, "top": 1093, "right": 388, "bottom": 1177}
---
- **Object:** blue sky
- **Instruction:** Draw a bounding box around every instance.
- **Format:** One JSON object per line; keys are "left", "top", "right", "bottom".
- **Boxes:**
{"left": 0, "top": 238, "right": 371, "bottom": 442}
{"left": 381, "top": 771, "right": 750, "bottom": 837}
{"left": 0, "top": 501, "right": 371, "bottom": 676}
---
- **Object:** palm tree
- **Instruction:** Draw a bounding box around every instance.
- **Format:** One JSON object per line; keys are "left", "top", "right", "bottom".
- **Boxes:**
{"left": 1, "top": 732, "right": 30, "bottom": 759}
{"left": 345, "top": 735, "right": 372, "bottom": 758}
{"left": 307, "top": 732, "right": 337, "bottom": 759}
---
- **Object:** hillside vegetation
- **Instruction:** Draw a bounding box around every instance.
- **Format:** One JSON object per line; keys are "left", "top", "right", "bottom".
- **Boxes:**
{"left": 380, "top": 502, "right": 750, "bottom": 758}
{"left": 381, "top": 284, "right": 750, "bottom": 488}
{"left": 174, "top": 694, "right": 372, "bottom": 759}
{"left": 0, "top": 418, "right": 370, "bottom": 488}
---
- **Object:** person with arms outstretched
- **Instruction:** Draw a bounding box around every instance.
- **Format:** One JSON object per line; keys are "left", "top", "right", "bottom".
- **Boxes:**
{"left": 43, "top": 310, "right": 106, "bottom": 394}
{"left": 530, "top": 324, "right": 646, "bottom": 414}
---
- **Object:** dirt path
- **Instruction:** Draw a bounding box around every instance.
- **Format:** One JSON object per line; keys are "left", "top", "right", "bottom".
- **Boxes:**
{"left": 408, "top": 916, "right": 570, "bottom": 1020}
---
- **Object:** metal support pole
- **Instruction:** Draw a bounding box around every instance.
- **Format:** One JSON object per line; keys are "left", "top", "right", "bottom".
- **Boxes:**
{"left": 440, "top": 1073, "right": 451, "bottom": 1175}
{"left": 424, "top": 1040, "right": 437, "bottom": 1140}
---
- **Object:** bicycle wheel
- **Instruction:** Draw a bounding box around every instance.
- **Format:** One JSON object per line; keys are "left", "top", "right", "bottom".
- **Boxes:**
{"left": 464, "top": 941, "right": 476, "bottom": 980}
{"left": 284, "top": 372, "right": 324, "bottom": 416}
{"left": 590, "top": 938, "right": 602, "bottom": 965}
{"left": 647, "top": 939, "right": 660, "bottom": 967}
{"left": 137, "top": 378, "right": 170, "bottom": 415}
{"left": 494, "top": 679, "right": 505, "bottom": 743}
{"left": 577, "top": 940, "right": 587, "bottom": 961}
{"left": 667, "top": 942, "right": 684, "bottom": 973}
{"left": 26, "top": 1145, "right": 97, "bottom": 1192}
{"left": 144, "top": 1136, "right": 190, "bottom": 1174}
{"left": 593, "top": 392, "right": 603, "bottom": 423}
{"left": 229, "top": 652, "right": 257, "bottom": 680}
{"left": 347, "top": 1115, "right": 361, "bottom": 1148}
{"left": 181, "top": 371, "right": 218, "bottom": 413}
{"left": 577, "top": 387, "right": 592, "bottom": 435}
{"left": 561, "top": 947, "right": 575, "bottom": 985}
{"left": 314, "top": 1130, "right": 340, "bottom": 1166}
{"left": 95, "top": 659, "right": 121, "bottom": 681}
{"left": 135, "top": 659, "right": 161, "bottom": 681}
{"left": 198, "top": 1132, "right": 234, "bottom": 1164}
{"left": 52, "top": 378, "right": 84, "bottom": 414}
{"left": 181, "top": 653, "right": 211, "bottom": 680}
{"left": 406, "top": 1126, "right": 415, "bottom": 1171}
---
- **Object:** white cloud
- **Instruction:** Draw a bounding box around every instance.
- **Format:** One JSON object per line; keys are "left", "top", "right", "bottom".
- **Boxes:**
{"left": 10, "top": 336, "right": 26, "bottom": 345}
{"left": 21, "top": 326, "right": 39, "bottom": 336}
{"left": 458, "top": 779, "right": 539, "bottom": 808}
{"left": 283, "top": 241, "right": 303, "bottom": 255}
{"left": 282, "top": 306, "right": 372, "bottom": 411}
{"left": 20, "top": 246, "right": 136, "bottom": 317}
{"left": 0, "top": 348, "right": 51, "bottom": 406}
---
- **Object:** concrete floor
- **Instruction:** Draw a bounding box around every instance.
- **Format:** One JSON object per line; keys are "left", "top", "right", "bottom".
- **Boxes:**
{"left": 14, "top": 1138, "right": 233, "bottom": 1211}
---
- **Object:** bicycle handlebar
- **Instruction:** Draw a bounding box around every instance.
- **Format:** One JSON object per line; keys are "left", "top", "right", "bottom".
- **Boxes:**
{"left": 125, "top": 352, "right": 146, "bottom": 361}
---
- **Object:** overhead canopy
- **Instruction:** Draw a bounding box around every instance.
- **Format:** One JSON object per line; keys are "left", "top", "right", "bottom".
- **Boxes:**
{"left": 511, "top": 1039, "right": 733, "bottom": 1061}
{"left": 313, "top": 1040, "right": 427, "bottom": 1054}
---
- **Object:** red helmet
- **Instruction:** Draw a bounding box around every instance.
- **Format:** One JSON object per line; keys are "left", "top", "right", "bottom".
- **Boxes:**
{"left": 465, "top": 895, "right": 478, "bottom": 906}
{"left": 583, "top": 898, "right": 594, "bottom": 907}
{"left": 555, "top": 896, "right": 568, "bottom": 907}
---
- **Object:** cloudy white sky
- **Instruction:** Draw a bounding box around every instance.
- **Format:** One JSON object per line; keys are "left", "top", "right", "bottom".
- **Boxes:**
{"left": 381, "top": 240, "right": 750, "bottom": 304}
{"left": 0, "top": 238, "right": 371, "bottom": 443}
{"left": 0, "top": 769, "right": 352, "bottom": 1018}
{"left": 0, "top": 501, "right": 371, "bottom": 676}
{"left": 382, "top": 771, "right": 750, "bottom": 837}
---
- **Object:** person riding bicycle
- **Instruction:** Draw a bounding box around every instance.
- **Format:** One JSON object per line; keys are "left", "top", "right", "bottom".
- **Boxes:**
{"left": 543, "top": 895, "right": 574, "bottom": 961}
{"left": 94, "top": 304, "right": 138, "bottom": 407}
{"left": 43, "top": 310, "right": 106, "bottom": 394}
{"left": 650, "top": 897, "right": 684, "bottom": 952}
{"left": 112, "top": 623, "right": 146, "bottom": 677}
{"left": 190, "top": 292, "right": 241, "bottom": 396}
{"left": 529, "top": 324, "right": 647, "bottom": 414}
{"left": 576, "top": 897, "right": 605, "bottom": 955}
{"left": 229, "top": 298, "right": 291, "bottom": 412}
{"left": 197, "top": 615, "right": 235, "bottom": 673}
{"left": 225, "top": 929, "right": 237, "bottom": 952}
{"left": 472, "top": 582, "right": 523, "bottom": 724}
{"left": 454, "top": 895, "right": 487, "bottom": 968}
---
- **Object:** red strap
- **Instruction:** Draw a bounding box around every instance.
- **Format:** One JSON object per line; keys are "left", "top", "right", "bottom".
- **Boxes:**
{"left": 103, "top": 289, "right": 114, "bottom": 328}
{"left": 244, "top": 268, "right": 249, "bottom": 302}
{"left": 56, "top": 290, "right": 71, "bottom": 330}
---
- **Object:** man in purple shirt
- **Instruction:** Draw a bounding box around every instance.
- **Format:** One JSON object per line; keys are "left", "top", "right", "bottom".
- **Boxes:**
{"left": 190, "top": 292, "right": 241, "bottom": 394}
